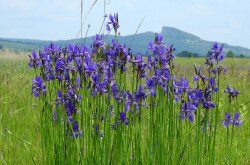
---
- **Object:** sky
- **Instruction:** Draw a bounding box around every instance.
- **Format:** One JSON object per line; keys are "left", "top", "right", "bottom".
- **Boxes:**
{"left": 0, "top": 0, "right": 250, "bottom": 48}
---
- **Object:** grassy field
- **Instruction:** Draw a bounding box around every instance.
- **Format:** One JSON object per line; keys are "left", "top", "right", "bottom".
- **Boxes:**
{"left": 0, "top": 50, "right": 249, "bottom": 164}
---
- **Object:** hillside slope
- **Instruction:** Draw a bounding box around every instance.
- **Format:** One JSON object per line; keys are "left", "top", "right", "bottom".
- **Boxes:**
{"left": 1, "top": 27, "right": 249, "bottom": 56}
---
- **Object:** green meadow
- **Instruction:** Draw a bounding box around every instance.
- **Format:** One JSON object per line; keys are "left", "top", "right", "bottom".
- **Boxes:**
{"left": 0, "top": 50, "right": 249, "bottom": 164}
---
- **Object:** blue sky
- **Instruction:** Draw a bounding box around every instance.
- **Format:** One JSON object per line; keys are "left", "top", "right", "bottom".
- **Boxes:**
{"left": 0, "top": 0, "right": 249, "bottom": 48}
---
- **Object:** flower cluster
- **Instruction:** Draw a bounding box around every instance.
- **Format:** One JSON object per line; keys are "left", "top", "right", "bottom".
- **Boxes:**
{"left": 222, "top": 112, "right": 243, "bottom": 126}
{"left": 29, "top": 13, "right": 243, "bottom": 139}
{"left": 32, "top": 76, "right": 46, "bottom": 97}
{"left": 224, "top": 85, "right": 241, "bottom": 100}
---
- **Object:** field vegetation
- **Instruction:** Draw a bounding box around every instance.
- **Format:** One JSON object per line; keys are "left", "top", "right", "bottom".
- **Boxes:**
{"left": 0, "top": 46, "right": 249, "bottom": 164}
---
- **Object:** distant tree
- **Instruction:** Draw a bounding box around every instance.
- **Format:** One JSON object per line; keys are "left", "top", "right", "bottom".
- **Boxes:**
{"left": 239, "top": 54, "right": 245, "bottom": 58}
{"left": 178, "top": 51, "right": 199, "bottom": 57}
{"left": 0, "top": 45, "right": 3, "bottom": 49}
{"left": 226, "top": 50, "right": 235, "bottom": 58}
{"left": 193, "top": 53, "right": 199, "bottom": 57}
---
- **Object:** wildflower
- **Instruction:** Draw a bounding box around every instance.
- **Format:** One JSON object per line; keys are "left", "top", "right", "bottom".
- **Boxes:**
{"left": 206, "top": 42, "right": 225, "bottom": 64}
{"left": 93, "top": 34, "right": 104, "bottom": 49}
{"left": 84, "top": 60, "right": 98, "bottom": 75}
{"left": 154, "top": 33, "right": 164, "bottom": 44}
{"left": 32, "top": 76, "right": 46, "bottom": 97}
{"left": 224, "top": 85, "right": 241, "bottom": 98}
{"left": 149, "top": 89, "right": 156, "bottom": 96}
{"left": 222, "top": 112, "right": 243, "bottom": 126}
{"left": 222, "top": 112, "right": 232, "bottom": 126}
{"left": 65, "top": 101, "right": 76, "bottom": 116}
{"left": 149, "top": 33, "right": 175, "bottom": 66}
{"left": 209, "top": 77, "right": 219, "bottom": 92}
{"left": 233, "top": 112, "right": 243, "bottom": 126}
{"left": 179, "top": 101, "right": 197, "bottom": 122}
{"left": 111, "top": 81, "right": 119, "bottom": 96}
{"left": 210, "top": 42, "right": 225, "bottom": 62}
{"left": 55, "top": 90, "right": 64, "bottom": 106}
{"left": 135, "top": 85, "right": 147, "bottom": 103}
{"left": 46, "top": 43, "right": 60, "bottom": 54}
{"left": 73, "top": 121, "right": 79, "bottom": 132}
{"left": 130, "top": 54, "right": 147, "bottom": 78}
{"left": 106, "top": 13, "right": 120, "bottom": 32}
{"left": 124, "top": 91, "right": 134, "bottom": 111}
{"left": 29, "top": 50, "right": 41, "bottom": 68}
{"left": 174, "top": 76, "right": 189, "bottom": 95}
{"left": 72, "top": 121, "right": 83, "bottom": 137}
{"left": 146, "top": 77, "right": 155, "bottom": 89}
{"left": 55, "top": 57, "right": 66, "bottom": 81}
{"left": 212, "top": 65, "right": 227, "bottom": 75}
{"left": 202, "top": 100, "right": 216, "bottom": 109}
{"left": 147, "top": 56, "right": 154, "bottom": 69}
{"left": 120, "top": 112, "right": 129, "bottom": 125}
{"left": 187, "top": 89, "right": 203, "bottom": 101}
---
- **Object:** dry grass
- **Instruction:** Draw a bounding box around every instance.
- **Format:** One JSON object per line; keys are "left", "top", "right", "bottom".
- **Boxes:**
{"left": 0, "top": 49, "right": 29, "bottom": 60}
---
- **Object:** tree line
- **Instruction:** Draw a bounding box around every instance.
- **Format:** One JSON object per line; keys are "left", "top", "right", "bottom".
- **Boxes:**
{"left": 177, "top": 50, "right": 247, "bottom": 58}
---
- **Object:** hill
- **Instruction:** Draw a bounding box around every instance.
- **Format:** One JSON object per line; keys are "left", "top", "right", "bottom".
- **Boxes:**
{"left": 1, "top": 26, "right": 250, "bottom": 56}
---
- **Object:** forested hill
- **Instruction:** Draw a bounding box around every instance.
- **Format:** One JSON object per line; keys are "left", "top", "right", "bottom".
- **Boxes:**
{"left": 1, "top": 26, "right": 250, "bottom": 56}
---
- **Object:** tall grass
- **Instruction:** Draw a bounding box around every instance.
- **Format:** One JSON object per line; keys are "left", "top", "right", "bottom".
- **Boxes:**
{"left": 0, "top": 42, "right": 249, "bottom": 164}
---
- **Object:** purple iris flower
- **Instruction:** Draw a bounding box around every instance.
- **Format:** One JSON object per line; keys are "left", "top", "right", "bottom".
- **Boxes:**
{"left": 210, "top": 42, "right": 225, "bottom": 62}
{"left": 124, "top": 91, "right": 134, "bottom": 111}
{"left": 209, "top": 77, "right": 215, "bottom": 86}
{"left": 47, "top": 43, "right": 60, "bottom": 53}
{"left": 71, "top": 121, "right": 83, "bottom": 137}
{"left": 106, "top": 13, "right": 120, "bottom": 32}
{"left": 174, "top": 76, "right": 189, "bottom": 95}
{"left": 154, "top": 33, "right": 164, "bottom": 44}
{"left": 65, "top": 101, "right": 76, "bottom": 116}
{"left": 67, "top": 43, "right": 79, "bottom": 56}
{"left": 187, "top": 89, "right": 203, "bottom": 101}
{"left": 202, "top": 100, "right": 216, "bottom": 109}
{"left": 147, "top": 56, "right": 154, "bottom": 69}
{"left": 180, "top": 76, "right": 189, "bottom": 89}
{"left": 222, "top": 112, "right": 232, "bottom": 126}
{"left": 32, "top": 76, "right": 46, "bottom": 97}
{"left": 222, "top": 112, "right": 243, "bottom": 126}
{"left": 193, "top": 65, "right": 208, "bottom": 83}
{"left": 149, "top": 89, "right": 156, "bottom": 96}
{"left": 111, "top": 81, "right": 119, "bottom": 96}
{"left": 146, "top": 77, "right": 155, "bottom": 89}
{"left": 179, "top": 101, "right": 197, "bottom": 122}
{"left": 120, "top": 112, "right": 129, "bottom": 125}
{"left": 84, "top": 60, "right": 98, "bottom": 75}
{"left": 209, "top": 77, "right": 219, "bottom": 92}
{"left": 212, "top": 65, "right": 227, "bottom": 75}
{"left": 162, "top": 68, "right": 170, "bottom": 81}
{"left": 29, "top": 50, "right": 42, "bottom": 68}
{"left": 135, "top": 85, "right": 147, "bottom": 103}
{"left": 73, "top": 121, "right": 79, "bottom": 132}
{"left": 91, "top": 73, "right": 99, "bottom": 84}
{"left": 193, "top": 75, "right": 199, "bottom": 81}
{"left": 93, "top": 34, "right": 104, "bottom": 49}
{"left": 76, "top": 76, "right": 81, "bottom": 88}
{"left": 233, "top": 112, "right": 243, "bottom": 126}
{"left": 152, "top": 69, "right": 163, "bottom": 85}
{"left": 55, "top": 90, "right": 64, "bottom": 106}
{"left": 130, "top": 54, "right": 147, "bottom": 78}
{"left": 55, "top": 58, "right": 66, "bottom": 81}
{"left": 224, "top": 85, "right": 241, "bottom": 98}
